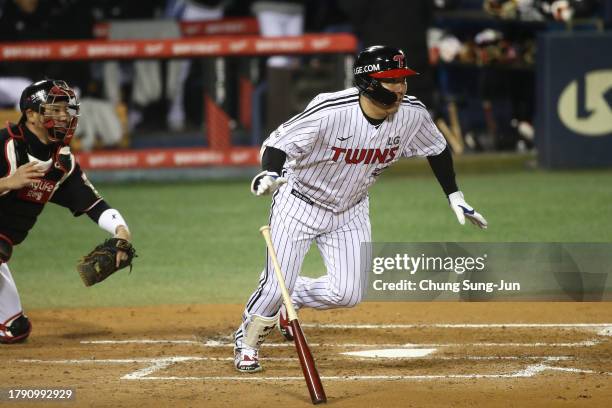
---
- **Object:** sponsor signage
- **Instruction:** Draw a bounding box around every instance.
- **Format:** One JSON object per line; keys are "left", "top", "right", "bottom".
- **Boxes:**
{"left": 0, "top": 34, "right": 357, "bottom": 61}
{"left": 75, "top": 147, "right": 260, "bottom": 170}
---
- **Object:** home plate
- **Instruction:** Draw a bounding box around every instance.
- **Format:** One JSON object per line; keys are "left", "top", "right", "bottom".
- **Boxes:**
{"left": 341, "top": 348, "right": 436, "bottom": 358}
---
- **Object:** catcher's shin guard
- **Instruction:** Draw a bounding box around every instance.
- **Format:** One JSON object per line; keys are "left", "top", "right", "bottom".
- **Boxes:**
{"left": 0, "top": 313, "right": 31, "bottom": 344}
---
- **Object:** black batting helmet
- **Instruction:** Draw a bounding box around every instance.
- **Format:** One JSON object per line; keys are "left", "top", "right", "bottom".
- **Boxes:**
{"left": 353, "top": 45, "right": 418, "bottom": 106}
{"left": 19, "top": 79, "right": 80, "bottom": 144}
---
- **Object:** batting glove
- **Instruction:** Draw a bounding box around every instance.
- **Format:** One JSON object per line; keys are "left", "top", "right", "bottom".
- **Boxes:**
{"left": 448, "top": 191, "right": 488, "bottom": 229}
{"left": 250, "top": 171, "right": 287, "bottom": 196}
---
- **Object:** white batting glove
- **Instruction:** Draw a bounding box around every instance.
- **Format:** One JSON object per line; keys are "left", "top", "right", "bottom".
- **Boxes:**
{"left": 448, "top": 191, "right": 488, "bottom": 229}
{"left": 250, "top": 171, "right": 287, "bottom": 196}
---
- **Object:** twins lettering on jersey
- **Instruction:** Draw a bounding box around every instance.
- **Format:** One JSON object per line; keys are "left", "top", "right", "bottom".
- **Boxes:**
{"left": 17, "top": 179, "right": 57, "bottom": 203}
{"left": 331, "top": 146, "right": 399, "bottom": 164}
{"left": 331, "top": 135, "right": 401, "bottom": 164}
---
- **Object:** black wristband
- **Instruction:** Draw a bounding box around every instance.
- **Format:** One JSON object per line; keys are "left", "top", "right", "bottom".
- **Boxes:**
{"left": 426, "top": 146, "right": 459, "bottom": 196}
{"left": 86, "top": 200, "right": 111, "bottom": 223}
{"left": 261, "top": 147, "right": 287, "bottom": 174}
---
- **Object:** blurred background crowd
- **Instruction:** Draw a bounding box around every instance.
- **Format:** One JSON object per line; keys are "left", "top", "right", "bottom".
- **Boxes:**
{"left": 0, "top": 0, "right": 610, "bottom": 154}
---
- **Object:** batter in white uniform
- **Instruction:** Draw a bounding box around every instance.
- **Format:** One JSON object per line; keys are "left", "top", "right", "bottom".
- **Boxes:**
{"left": 234, "top": 45, "right": 487, "bottom": 372}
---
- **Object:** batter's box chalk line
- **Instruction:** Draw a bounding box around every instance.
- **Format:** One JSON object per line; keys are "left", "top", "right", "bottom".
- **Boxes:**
{"left": 77, "top": 322, "right": 612, "bottom": 348}
{"left": 15, "top": 356, "right": 612, "bottom": 381}
{"left": 16, "top": 354, "right": 612, "bottom": 382}
{"left": 27, "top": 322, "right": 610, "bottom": 382}
{"left": 302, "top": 323, "right": 612, "bottom": 330}
{"left": 599, "top": 327, "right": 612, "bottom": 336}
{"left": 80, "top": 339, "right": 602, "bottom": 347}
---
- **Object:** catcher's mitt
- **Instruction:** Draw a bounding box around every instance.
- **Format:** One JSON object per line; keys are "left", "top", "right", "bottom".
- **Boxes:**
{"left": 77, "top": 238, "right": 136, "bottom": 287}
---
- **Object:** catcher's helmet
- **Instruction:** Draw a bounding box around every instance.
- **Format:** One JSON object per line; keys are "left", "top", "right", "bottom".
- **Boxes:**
{"left": 354, "top": 45, "right": 418, "bottom": 106}
{"left": 19, "top": 79, "right": 80, "bottom": 144}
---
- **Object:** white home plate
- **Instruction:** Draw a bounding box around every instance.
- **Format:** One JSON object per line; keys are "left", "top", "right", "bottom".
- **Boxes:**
{"left": 342, "top": 348, "right": 436, "bottom": 358}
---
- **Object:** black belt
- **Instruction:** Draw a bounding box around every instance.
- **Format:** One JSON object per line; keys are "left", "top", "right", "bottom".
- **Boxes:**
{"left": 290, "top": 188, "right": 314, "bottom": 205}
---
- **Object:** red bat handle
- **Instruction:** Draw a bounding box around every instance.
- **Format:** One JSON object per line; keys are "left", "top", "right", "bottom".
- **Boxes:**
{"left": 291, "top": 319, "right": 327, "bottom": 404}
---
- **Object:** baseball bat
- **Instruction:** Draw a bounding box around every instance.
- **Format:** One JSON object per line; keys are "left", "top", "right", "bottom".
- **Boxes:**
{"left": 482, "top": 100, "right": 498, "bottom": 145}
{"left": 436, "top": 118, "right": 463, "bottom": 155}
{"left": 447, "top": 101, "right": 465, "bottom": 153}
{"left": 260, "top": 225, "right": 327, "bottom": 405}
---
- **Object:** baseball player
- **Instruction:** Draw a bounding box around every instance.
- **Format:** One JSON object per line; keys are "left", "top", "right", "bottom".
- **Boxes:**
{"left": 234, "top": 45, "right": 487, "bottom": 372}
{"left": 0, "top": 79, "right": 132, "bottom": 344}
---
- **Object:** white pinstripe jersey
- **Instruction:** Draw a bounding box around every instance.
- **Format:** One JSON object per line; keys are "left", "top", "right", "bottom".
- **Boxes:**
{"left": 264, "top": 87, "right": 446, "bottom": 212}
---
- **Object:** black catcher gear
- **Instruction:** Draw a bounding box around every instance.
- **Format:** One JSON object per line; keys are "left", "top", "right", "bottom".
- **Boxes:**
{"left": 353, "top": 45, "right": 418, "bottom": 106}
{"left": 19, "top": 79, "right": 80, "bottom": 145}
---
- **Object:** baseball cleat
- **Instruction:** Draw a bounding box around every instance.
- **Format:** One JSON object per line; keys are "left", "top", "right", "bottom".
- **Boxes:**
{"left": 277, "top": 305, "right": 294, "bottom": 341}
{"left": 234, "top": 347, "right": 263, "bottom": 373}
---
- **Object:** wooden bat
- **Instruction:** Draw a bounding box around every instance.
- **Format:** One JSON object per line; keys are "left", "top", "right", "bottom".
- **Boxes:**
{"left": 482, "top": 100, "right": 498, "bottom": 142}
{"left": 436, "top": 118, "right": 464, "bottom": 155}
{"left": 447, "top": 101, "right": 464, "bottom": 147}
{"left": 260, "top": 225, "right": 327, "bottom": 405}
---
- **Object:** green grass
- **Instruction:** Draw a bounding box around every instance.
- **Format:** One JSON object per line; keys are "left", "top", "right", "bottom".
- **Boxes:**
{"left": 9, "top": 169, "right": 612, "bottom": 310}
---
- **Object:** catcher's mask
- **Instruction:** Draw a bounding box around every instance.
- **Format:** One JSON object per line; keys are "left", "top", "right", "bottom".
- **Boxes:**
{"left": 353, "top": 45, "right": 418, "bottom": 107}
{"left": 19, "top": 79, "right": 80, "bottom": 145}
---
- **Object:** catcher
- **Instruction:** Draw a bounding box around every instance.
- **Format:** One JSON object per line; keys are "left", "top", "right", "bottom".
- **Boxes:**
{"left": 0, "top": 79, "right": 135, "bottom": 344}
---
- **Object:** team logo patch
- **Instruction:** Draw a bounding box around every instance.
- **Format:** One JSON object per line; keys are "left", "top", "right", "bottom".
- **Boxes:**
{"left": 17, "top": 179, "right": 57, "bottom": 204}
{"left": 393, "top": 54, "right": 405, "bottom": 68}
{"left": 386, "top": 136, "right": 400, "bottom": 146}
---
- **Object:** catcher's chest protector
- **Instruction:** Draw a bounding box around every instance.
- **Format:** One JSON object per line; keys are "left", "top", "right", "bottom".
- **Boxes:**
{"left": 7, "top": 126, "right": 75, "bottom": 204}
{"left": 0, "top": 125, "right": 75, "bottom": 248}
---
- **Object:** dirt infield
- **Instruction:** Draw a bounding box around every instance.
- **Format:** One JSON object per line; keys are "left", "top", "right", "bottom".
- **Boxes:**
{"left": 1, "top": 303, "right": 611, "bottom": 407}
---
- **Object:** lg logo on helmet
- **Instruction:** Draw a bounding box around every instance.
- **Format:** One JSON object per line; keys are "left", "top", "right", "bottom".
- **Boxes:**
{"left": 558, "top": 69, "right": 612, "bottom": 137}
